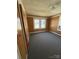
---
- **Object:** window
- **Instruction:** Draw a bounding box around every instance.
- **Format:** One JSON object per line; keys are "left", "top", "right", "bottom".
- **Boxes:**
{"left": 34, "top": 18, "right": 46, "bottom": 29}
{"left": 34, "top": 19, "right": 40, "bottom": 29}
{"left": 41, "top": 20, "right": 46, "bottom": 28}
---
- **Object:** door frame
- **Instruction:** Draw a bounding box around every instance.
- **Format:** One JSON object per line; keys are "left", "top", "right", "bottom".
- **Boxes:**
{"left": 17, "top": 1, "right": 29, "bottom": 59}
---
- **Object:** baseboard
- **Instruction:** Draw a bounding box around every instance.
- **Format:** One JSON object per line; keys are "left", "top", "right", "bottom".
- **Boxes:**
{"left": 30, "top": 31, "right": 47, "bottom": 34}
{"left": 50, "top": 31, "right": 61, "bottom": 36}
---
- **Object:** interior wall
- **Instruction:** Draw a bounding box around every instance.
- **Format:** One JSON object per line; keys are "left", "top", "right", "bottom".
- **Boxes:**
{"left": 27, "top": 16, "right": 34, "bottom": 32}
{"left": 17, "top": 45, "right": 21, "bottom": 59}
{"left": 27, "top": 16, "right": 49, "bottom": 32}
{"left": 46, "top": 17, "right": 51, "bottom": 31}
{"left": 27, "top": 15, "right": 60, "bottom": 33}
{"left": 50, "top": 16, "right": 60, "bottom": 32}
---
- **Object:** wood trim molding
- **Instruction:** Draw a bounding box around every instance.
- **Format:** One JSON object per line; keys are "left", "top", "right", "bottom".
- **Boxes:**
{"left": 17, "top": 2, "right": 29, "bottom": 59}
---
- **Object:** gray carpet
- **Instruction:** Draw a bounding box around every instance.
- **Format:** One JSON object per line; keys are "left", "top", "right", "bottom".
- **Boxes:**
{"left": 28, "top": 32, "right": 61, "bottom": 59}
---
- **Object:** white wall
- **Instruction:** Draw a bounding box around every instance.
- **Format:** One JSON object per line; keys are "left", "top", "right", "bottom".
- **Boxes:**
{"left": 17, "top": 17, "right": 22, "bottom": 30}
{"left": 17, "top": 46, "right": 21, "bottom": 59}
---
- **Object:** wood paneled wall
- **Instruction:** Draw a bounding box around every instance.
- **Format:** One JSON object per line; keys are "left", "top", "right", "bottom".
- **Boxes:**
{"left": 50, "top": 16, "right": 60, "bottom": 32}
{"left": 27, "top": 16, "right": 34, "bottom": 32}
{"left": 27, "top": 16, "right": 49, "bottom": 32}
{"left": 46, "top": 17, "right": 51, "bottom": 31}
{"left": 26, "top": 15, "right": 60, "bottom": 33}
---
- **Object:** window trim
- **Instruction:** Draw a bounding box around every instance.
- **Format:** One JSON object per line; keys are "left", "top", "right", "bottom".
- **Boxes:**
{"left": 34, "top": 17, "right": 46, "bottom": 30}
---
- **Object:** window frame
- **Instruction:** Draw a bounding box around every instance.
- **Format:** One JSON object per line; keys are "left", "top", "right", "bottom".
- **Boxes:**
{"left": 33, "top": 17, "right": 46, "bottom": 30}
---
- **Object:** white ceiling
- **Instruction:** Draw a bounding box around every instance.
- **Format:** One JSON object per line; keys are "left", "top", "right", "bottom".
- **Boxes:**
{"left": 21, "top": 0, "right": 61, "bottom": 17}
